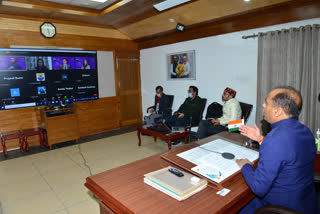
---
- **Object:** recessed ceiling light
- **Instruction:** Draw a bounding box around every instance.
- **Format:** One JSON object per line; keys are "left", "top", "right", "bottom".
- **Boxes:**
{"left": 91, "top": 0, "right": 109, "bottom": 3}
{"left": 169, "top": 18, "right": 175, "bottom": 22}
{"left": 244, "top": 0, "right": 251, "bottom": 2}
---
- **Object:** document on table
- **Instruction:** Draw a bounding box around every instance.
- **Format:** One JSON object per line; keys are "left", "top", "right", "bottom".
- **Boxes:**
{"left": 177, "top": 139, "right": 259, "bottom": 183}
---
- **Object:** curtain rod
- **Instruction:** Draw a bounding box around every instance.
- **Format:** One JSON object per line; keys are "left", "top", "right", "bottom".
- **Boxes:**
{"left": 242, "top": 24, "right": 320, "bottom": 39}
{"left": 242, "top": 34, "right": 258, "bottom": 39}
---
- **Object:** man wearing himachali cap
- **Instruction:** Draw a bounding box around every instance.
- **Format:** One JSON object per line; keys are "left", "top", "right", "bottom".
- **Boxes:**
{"left": 196, "top": 87, "right": 242, "bottom": 139}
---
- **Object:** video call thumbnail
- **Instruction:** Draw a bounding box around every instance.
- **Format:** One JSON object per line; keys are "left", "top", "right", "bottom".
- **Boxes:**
{"left": 37, "top": 86, "right": 46, "bottom": 95}
{"left": 52, "top": 57, "right": 75, "bottom": 70}
{"left": 10, "top": 88, "right": 20, "bottom": 97}
{"left": 0, "top": 56, "right": 27, "bottom": 71}
{"left": 36, "top": 73, "right": 46, "bottom": 81}
{"left": 27, "top": 56, "right": 52, "bottom": 71}
{"left": 75, "top": 57, "right": 96, "bottom": 70}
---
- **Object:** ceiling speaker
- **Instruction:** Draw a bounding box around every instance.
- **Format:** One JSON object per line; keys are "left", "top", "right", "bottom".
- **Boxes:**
{"left": 176, "top": 23, "right": 185, "bottom": 32}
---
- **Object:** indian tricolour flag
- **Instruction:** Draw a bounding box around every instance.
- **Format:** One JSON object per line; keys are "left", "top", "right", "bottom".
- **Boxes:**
{"left": 228, "top": 119, "right": 244, "bottom": 132}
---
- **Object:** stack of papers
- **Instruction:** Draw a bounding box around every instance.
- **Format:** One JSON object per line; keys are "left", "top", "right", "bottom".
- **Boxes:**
{"left": 177, "top": 139, "right": 259, "bottom": 183}
{"left": 144, "top": 167, "right": 207, "bottom": 201}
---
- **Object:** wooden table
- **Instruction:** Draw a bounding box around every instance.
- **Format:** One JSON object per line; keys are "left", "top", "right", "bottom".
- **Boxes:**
{"left": 137, "top": 125, "right": 189, "bottom": 150}
{"left": 85, "top": 132, "right": 254, "bottom": 214}
{"left": 160, "top": 132, "right": 256, "bottom": 190}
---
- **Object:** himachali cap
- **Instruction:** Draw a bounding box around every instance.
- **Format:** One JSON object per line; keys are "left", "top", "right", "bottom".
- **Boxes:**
{"left": 224, "top": 87, "right": 236, "bottom": 97}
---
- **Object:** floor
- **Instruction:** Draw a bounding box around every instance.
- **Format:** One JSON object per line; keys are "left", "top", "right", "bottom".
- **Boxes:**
{"left": 0, "top": 127, "right": 170, "bottom": 214}
{"left": 0, "top": 125, "right": 140, "bottom": 162}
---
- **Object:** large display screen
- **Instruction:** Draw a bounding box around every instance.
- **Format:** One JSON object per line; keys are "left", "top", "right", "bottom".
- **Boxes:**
{"left": 0, "top": 48, "right": 98, "bottom": 110}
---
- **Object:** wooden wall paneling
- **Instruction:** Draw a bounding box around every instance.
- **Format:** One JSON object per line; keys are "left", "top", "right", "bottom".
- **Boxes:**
{"left": 0, "top": 29, "right": 138, "bottom": 51}
{"left": 3, "top": 0, "right": 100, "bottom": 16}
{"left": 75, "top": 97, "right": 120, "bottom": 136}
{"left": 136, "top": 0, "right": 320, "bottom": 49}
{"left": 0, "top": 16, "right": 130, "bottom": 40}
{"left": 0, "top": 107, "right": 42, "bottom": 151}
{"left": 115, "top": 50, "right": 140, "bottom": 58}
{"left": 0, "top": 14, "right": 113, "bottom": 29}
{"left": 0, "top": 5, "right": 107, "bottom": 25}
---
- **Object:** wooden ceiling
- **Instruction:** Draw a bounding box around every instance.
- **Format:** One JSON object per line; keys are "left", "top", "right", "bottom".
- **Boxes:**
{"left": 0, "top": 0, "right": 320, "bottom": 49}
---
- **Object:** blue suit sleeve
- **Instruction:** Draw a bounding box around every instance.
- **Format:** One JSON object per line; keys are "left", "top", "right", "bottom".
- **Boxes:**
{"left": 241, "top": 138, "right": 285, "bottom": 197}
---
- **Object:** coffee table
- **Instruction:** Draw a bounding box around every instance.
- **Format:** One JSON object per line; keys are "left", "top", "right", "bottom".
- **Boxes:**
{"left": 137, "top": 125, "right": 189, "bottom": 150}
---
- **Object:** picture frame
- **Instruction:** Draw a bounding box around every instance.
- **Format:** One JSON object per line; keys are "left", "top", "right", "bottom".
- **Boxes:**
{"left": 167, "top": 50, "right": 196, "bottom": 80}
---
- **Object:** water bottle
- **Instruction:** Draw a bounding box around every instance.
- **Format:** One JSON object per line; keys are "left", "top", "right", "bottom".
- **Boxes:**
{"left": 316, "top": 128, "right": 320, "bottom": 152}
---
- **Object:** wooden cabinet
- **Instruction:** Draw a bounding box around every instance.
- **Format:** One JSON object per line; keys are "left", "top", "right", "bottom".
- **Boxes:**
{"left": 0, "top": 97, "right": 121, "bottom": 151}
{"left": 40, "top": 107, "right": 79, "bottom": 149}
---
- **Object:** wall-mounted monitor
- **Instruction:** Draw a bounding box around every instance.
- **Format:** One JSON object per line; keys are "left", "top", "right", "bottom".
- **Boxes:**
{"left": 0, "top": 48, "right": 98, "bottom": 110}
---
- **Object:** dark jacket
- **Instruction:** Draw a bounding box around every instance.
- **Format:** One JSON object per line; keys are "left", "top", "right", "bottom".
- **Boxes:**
{"left": 177, "top": 96, "right": 202, "bottom": 122}
{"left": 154, "top": 93, "right": 170, "bottom": 118}
{"left": 205, "top": 102, "right": 223, "bottom": 119}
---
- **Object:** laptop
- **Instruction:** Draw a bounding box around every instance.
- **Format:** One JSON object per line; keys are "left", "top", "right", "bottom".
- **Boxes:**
{"left": 171, "top": 126, "right": 185, "bottom": 133}
{"left": 163, "top": 121, "right": 185, "bottom": 133}
{"left": 147, "top": 121, "right": 185, "bottom": 134}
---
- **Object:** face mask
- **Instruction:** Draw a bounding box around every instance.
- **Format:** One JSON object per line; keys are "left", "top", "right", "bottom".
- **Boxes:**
{"left": 156, "top": 93, "right": 161, "bottom": 97}
{"left": 188, "top": 93, "right": 193, "bottom": 98}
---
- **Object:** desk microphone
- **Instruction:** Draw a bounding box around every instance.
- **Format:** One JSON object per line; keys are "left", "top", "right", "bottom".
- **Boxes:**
{"left": 199, "top": 147, "right": 235, "bottom": 160}
{"left": 221, "top": 152, "right": 235, "bottom": 160}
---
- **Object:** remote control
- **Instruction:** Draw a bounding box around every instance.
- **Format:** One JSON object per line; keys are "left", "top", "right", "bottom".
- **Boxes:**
{"left": 168, "top": 168, "right": 184, "bottom": 177}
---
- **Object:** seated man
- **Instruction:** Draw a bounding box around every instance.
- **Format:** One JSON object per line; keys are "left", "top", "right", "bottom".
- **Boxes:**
{"left": 197, "top": 87, "right": 241, "bottom": 139}
{"left": 237, "top": 87, "right": 317, "bottom": 214}
{"left": 165, "top": 86, "right": 202, "bottom": 128}
{"left": 144, "top": 86, "right": 170, "bottom": 124}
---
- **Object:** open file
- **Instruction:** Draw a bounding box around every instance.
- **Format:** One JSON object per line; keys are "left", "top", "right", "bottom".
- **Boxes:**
{"left": 177, "top": 139, "right": 259, "bottom": 183}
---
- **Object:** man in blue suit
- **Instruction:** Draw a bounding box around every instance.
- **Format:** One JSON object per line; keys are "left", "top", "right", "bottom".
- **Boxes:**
{"left": 237, "top": 86, "right": 317, "bottom": 214}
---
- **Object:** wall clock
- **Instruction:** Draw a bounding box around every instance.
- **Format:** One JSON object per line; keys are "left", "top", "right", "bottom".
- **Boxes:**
{"left": 40, "top": 22, "right": 56, "bottom": 38}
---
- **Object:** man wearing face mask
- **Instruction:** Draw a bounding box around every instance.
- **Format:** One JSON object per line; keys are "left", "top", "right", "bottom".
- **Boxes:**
{"left": 196, "top": 87, "right": 241, "bottom": 139}
{"left": 165, "top": 86, "right": 202, "bottom": 128}
{"left": 144, "top": 86, "right": 170, "bottom": 124}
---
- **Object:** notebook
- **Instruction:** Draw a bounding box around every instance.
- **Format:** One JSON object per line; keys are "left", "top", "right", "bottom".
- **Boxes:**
{"left": 144, "top": 167, "right": 207, "bottom": 201}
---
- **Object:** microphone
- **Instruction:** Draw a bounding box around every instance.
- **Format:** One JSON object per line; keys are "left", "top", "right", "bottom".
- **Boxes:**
{"left": 199, "top": 147, "right": 235, "bottom": 160}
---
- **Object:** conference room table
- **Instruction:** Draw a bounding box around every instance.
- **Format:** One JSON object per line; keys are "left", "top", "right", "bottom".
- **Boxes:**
{"left": 85, "top": 132, "right": 257, "bottom": 214}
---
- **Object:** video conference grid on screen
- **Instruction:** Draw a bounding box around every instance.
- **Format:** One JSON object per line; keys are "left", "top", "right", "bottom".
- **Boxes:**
{"left": 0, "top": 48, "right": 99, "bottom": 110}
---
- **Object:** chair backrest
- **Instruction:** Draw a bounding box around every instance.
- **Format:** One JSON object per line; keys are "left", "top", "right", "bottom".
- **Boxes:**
{"left": 254, "top": 205, "right": 304, "bottom": 214}
{"left": 191, "top": 98, "right": 207, "bottom": 126}
{"left": 239, "top": 102, "right": 253, "bottom": 124}
{"left": 167, "top": 95, "right": 174, "bottom": 108}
